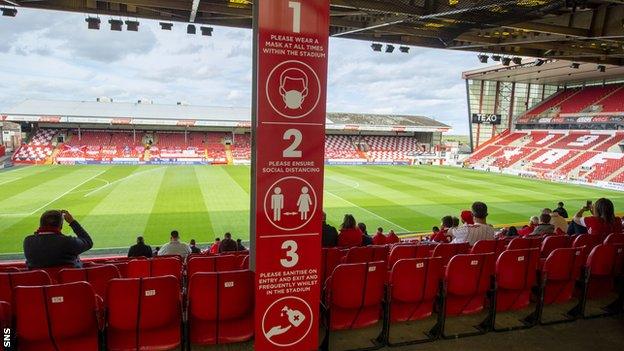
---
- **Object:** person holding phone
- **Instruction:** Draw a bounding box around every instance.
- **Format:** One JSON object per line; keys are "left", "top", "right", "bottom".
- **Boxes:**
{"left": 573, "top": 198, "right": 621, "bottom": 237}
{"left": 23, "top": 210, "right": 93, "bottom": 269}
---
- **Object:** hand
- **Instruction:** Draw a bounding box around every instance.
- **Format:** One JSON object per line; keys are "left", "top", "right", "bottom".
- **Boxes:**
{"left": 61, "top": 210, "right": 75, "bottom": 224}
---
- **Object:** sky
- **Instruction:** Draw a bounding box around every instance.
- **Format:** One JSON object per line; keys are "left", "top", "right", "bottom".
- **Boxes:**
{"left": 0, "top": 8, "right": 484, "bottom": 135}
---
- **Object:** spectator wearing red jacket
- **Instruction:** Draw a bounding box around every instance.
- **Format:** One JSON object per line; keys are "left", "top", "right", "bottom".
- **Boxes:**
{"left": 518, "top": 216, "right": 539, "bottom": 237}
{"left": 338, "top": 214, "right": 363, "bottom": 248}
{"left": 432, "top": 216, "right": 454, "bottom": 243}
{"left": 386, "top": 230, "right": 400, "bottom": 244}
{"left": 573, "top": 198, "right": 622, "bottom": 237}
{"left": 372, "top": 227, "right": 386, "bottom": 245}
{"left": 208, "top": 238, "right": 220, "bottom": 254}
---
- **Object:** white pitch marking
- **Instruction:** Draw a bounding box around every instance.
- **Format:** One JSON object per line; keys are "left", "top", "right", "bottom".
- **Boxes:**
{"left": 25, "top": 169, "right": 108, "bottom": 215}
{"left": 324, "top": 190, "right": 410, "bottom": 232}
{"left": 83, "top": 167, "right": 162, "bottom": 198}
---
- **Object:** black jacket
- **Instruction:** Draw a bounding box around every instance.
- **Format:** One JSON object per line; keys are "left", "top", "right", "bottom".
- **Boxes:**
{"left": 554, "top": 207, "right": 569, "bottom": 218}
{"left": 128, "top": 243, "right": 153, "bottom": 258}
{"left": 322, "top": 222, "right": 338, "bottom": 248}
{"left": 23, "top": 221, "right": 93, "bottom": 269}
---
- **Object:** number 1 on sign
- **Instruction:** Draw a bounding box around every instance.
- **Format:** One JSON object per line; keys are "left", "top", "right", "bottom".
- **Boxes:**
{"left": 288, "top": 1, "right": 301, "bottom": 33}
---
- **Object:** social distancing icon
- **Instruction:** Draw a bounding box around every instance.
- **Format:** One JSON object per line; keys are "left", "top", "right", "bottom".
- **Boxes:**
{"left": 266, "top": 60, "right": 321, "bottom": 119}
{"left": 262, "top": 296, "right": 313, "bottom": 347}
{"left": 264, "top": 176, "right": 317, "bottom": 231}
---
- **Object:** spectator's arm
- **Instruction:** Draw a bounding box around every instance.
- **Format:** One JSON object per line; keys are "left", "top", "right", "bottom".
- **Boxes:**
{"left": 573, "top": 208, "right": 587, "bottom": 227}
{"left": 67, "top": 221, "right": 94, "bottom": 254}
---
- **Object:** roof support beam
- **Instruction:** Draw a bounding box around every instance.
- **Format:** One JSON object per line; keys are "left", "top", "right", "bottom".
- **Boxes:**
{"left": 332, "top": 14, "right": 408, "bottom": 37}
{"left": 190, "top": 0, "right": 200, "bottom": 22}
{"left": 502, "top": 21, "right": 590, "bottom": 38}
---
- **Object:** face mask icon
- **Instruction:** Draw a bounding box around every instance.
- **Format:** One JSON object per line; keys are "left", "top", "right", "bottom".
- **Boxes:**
{"left": 279, "top": 68, "right": 308, "bottom": 110}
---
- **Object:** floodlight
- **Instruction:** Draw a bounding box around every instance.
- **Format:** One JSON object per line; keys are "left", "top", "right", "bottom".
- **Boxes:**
{"left": 491, "top": 55, "right": 501, "bottom": 62}
{"left": 187, "top": 24, "right": 196, "bottom": 34}
{"left": 597, "top": 65, "right": 606, "bottom": 73}
{"left": 125, "top": 20, "right": 139, "bottom": 32}
{"left": 399, "top": 46, "right": 410, "bottom": 53}
{"left": 109, "top": 19, "right": 123, "bottom": 31}
{"left": 85, "top": 17, "right": 100, "bottom": 30}
{"left": 535, "top": 58, "right": 545, "bottom": 66}
{"left": 200, "top": 26, "right": 213, "bottom": 36}
{"left": 1, "top": 8, "right": 17, "bottom": 17}
{"left": 385, "top": 44, "right": 395, "bottom": 53}
{"left": 371, "top": 43, "right": 382, "bottom": 52}
{"left": 478, "top": 54, "right": 489, "bottom": 63}
{"left": 512, "top": 57, "right": 522, "bottom": 65}
{"left": 160, "top": 22, "right": 173, "bottom": 30}
{"left": 570, "top": 62, "right": 580, "bottom": 69}
{"left": 501, "top": 57, "right": 511, "bottom": 66}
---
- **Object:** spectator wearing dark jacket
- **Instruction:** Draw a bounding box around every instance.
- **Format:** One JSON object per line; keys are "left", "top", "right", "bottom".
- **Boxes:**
{"left": 189, "top": 239, "right": 201, "bottom": 254}
{"left": 128, "top": 236, "right": 152, "bottom": 258}
{"left": 237, "top": 239, "right": 246, "bottom": 251}
{"left": 531, "top": 213, "right": 555, "bottom": 236}
{"left": 219, "top": 232, "right": 238, "bottom": 253}
{"left": 322, "top": 212, "right": 338, "bottom": 247}
{"left": 24, "top": 210, "right": 93, "bottom": 269}
{"left": 553, "top": 202, "right": 569, "bottom": 218}
{"left": 358, "top": 222, "right": 373, "bottom": 246}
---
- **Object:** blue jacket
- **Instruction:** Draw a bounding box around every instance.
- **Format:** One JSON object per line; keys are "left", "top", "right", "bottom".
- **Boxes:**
{"left": 23, "top": 221, "right": 93, "bottom": 269}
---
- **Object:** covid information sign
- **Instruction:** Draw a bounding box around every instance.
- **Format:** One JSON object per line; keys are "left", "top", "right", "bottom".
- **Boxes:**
{"left": 252, "top": 0, "right": 329, "bottom": 350}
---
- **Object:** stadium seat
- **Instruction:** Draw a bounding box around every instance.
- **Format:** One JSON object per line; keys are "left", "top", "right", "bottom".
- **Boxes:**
{"left": 431, "top": 253, "right": 495, "bottom": 338}
{"left": 384, "top": 257, "right": 442, "bottom": 345}
{"left": 187, "top": 255, "right": 241, "bottom": 279}
{"left": 577, "top": 244, "right": 624, "bottom": 317}
{"left": 431, "top": 242, "right": 470, "bottom": 267}
{"left": 187, "top": 270, "right": 254, "bottom": 345}
{"left": 540, "top": 235, "right": 571, "bottom": 258}
{"left": 387, "top": 244, "right": 419, "bottom": 269}
{"left": 507, "top": 237, "right": 542, "bottom": 251}
{"left": 14, "top": 281, "right": 99, "bottom": 351}
{"left": 0, "top": 267, "right": 20, "bottom": 273}
{"left": 470, "top": 240, "right": 504, "bottom": 255}
{"left": 320, "top": 248, "right": 346, "bottom": 285}
{"left": 321, "top": 261, "right": 386, "bottom": 350}
{"left": 58, "top": 264, "right": 120, "bottom": 301}
{"left": 127, "top": 257, "right": 182, "bottom": 281}
{"left": 604, "top": 233, "right": 624, "bottom": 245}
{"left": 492, "top": 248, "right": 540, "bottom": 331}
{"left": 106, "top": 276, "right": 182, "bottom": 351}
{"left": 343, "top": 246, "right": 377, "bottom": 263}
{"left": 0, "top": 270, "right": 51, "bottom": 316}
{"left": 537, "top": 247, "right": 586, "bottom": 324}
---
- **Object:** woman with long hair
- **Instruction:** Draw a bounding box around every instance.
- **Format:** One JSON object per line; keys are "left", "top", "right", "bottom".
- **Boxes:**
{"left": 573, "top": 198, "right": 621, "bottom": 237}
{"left": 337, "top": 214, "right": 362, "bottom": 247}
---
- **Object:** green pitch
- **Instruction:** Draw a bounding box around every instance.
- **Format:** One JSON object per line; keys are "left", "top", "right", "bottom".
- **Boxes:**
{"left": 1, "top": 164, "right": 623, "bottom": 255}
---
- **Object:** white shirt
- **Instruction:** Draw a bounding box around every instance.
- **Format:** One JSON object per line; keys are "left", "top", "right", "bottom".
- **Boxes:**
{"left": 451, "top": 223, "right": 496, "bottom": 245}
{"left": 158, "top": 239, "right": 191, "bottom": 258}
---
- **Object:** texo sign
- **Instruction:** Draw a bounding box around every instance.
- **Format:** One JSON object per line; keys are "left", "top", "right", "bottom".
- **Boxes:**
{"left": 252, "top": 0, "right": 329, "bottom": 350}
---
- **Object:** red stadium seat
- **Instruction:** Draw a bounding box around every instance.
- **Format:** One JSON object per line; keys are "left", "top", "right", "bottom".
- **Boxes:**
{"left": 320, "top": 248, "right": 346, "bottom": 285}
{"left": 538, "top": 247, "right": 586, "bottom": 324}
{"left": 492, "top": 248, "right": 540, "bottom": 331}
{"left": 540, "top": 235, "right": 571, "bottom": 258}
{"left": 321, "top": 261, "right": 386, "bottom": 349}
{"left": 387, "top": 244, "right": 419, "bottom": 269}
{"left": 434, "top": 253, "right": 495, "bottom": 338}
{"left": 187, "top": 270, "right": 254, "bottom": 346}
{"left": 106, "top": 276, "right": 182, "bottom": 351}
{"left": 127, "top": 257, "right": 182, "bottom": 281}
{"left": 604, "top": 233, "right": 624, "bottom": 245}
{"left": 507, "top": 237, "right": 542, "bottom": 251}
{"left": 0, "top": 267, "right": 20, "bottom": 273}
{"left": 470, "top": 240, "right": 498, "bottom": 254}
{"left": 431, "top": 242, "right": 470, "bottom": 267}
{"left": 58, "top": 264, "right": 120, "bottom": 302}
{"left": 14, "top": 282, "right": 99, "bottom": 351}
{"left": 187, "top": 255, "right": 241, "bottom": 279}
{"left": 240, "top": 255, "right": 250, "bottom": 269}
{"left": 0, "top": 270, "right": 51, "bottom": 316}
{"left": 343, "top": 246, "right": 375, "bottom": 263}
{"left": 573, "top": 234, "right": 600, "bottom": 250}
{"left": 385, "top": 257, "right": 442, "bottom": 345}
{"left": 577, "top": 244, "right": 624, "bottom": 317}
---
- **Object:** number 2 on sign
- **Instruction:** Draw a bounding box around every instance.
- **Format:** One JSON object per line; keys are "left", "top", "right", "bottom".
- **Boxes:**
{"left": 283, "top": 129, "right": 302, "bottom": 158}
{"left": 280, "top": 240, "right": 299, "bottom": 268}
{"left": 288, "top": 1, "right": 301, "bottom": 33}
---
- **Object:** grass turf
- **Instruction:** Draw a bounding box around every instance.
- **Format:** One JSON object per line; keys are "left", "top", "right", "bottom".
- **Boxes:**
{"left": 0, "top": 164, "right": 623, "bottom": 255}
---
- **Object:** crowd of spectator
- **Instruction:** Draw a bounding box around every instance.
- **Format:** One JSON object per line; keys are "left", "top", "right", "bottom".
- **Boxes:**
{"left": 21, "top": 197, "right": 622, "bottom": 269}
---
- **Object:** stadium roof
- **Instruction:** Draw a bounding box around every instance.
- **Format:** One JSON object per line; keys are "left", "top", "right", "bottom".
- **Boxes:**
{"left": 462, "top": 59, "right": 624, "bottom": 85}
{"left": 5, "top": 0, "right": 624, "bottom": 66}
{"left": 0, "top": 99, "right": 450, "bottom": 132}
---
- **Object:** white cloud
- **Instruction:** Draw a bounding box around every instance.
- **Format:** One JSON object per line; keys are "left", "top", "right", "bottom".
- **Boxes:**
{"left": 0, "top": 8, "right": 484, "bottom": 134}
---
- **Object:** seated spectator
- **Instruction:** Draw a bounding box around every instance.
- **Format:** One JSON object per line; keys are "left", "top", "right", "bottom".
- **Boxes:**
{"left": 338, "top": 214, "right": 363, "bottom": 248}
{"left": 209, "top": 238, "right": 221, "bottom": 254}
{"left": 432, "top": 216, "right": 453, "bottom": 243}
{"left": 153, "top": 246, "right": 160, "bottom": 256}
{"left": 237, "top": 239, "right": 246, "bottom": 251}
{"left": 219, "top": 232, "right": 238, "bottom": 253}
{"left": 553, "top": 201, "right": 568, "bottom": 218}
{"left": 451, "top": 202, "right": 495, "bottom": 245}
{"left": 531, "top": 213, "right": 555, "bottom": 236}
{"left": 158, "top": 230, "right": 191, "bottom": 258}
{"left": 447, "top": 216, "right": 461, "bottom": 239}
{"left": 452, "top": 216, "right": 460, "bottom": 227}
{"left": 518, "top": 216, "right": 539, "bottom": 237}
{"left": 573, "top": 198, "right": 622, "bottom": 236}
{"left": 547, "top": 209, "right": 568, "bottom": 233}
{"left": 507, "top": 226, "right": 519, "bottom": 237}
{"left": 372, "top": 227, "right": 386, "bottom": 245}
{"left": 189, "top": 239, "right": 201, "bottom": 254}
{"left": 460, "top": 210, "right": 474, "bottom": 225}
{"left": 358, "top": 222, "right": 373, "bottom": 246}
{"left": 386, "top": 229, "right": 400, "bottom": 244}
{"left": 128, "top": 236, "right": 152, "bottom": 258}
{"left": 322, "top": 212, "right": 338, "bottom": 248}
{"left": 24, "top": 210, "right": 93, "bottom": 269}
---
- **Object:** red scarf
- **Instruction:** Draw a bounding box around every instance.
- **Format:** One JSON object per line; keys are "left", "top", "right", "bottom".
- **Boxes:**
{"left": 36, "top": 226, "right": 62, "bottom": 235}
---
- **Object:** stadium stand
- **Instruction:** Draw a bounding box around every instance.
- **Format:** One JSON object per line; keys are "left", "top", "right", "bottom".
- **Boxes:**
{"left": 12, "top": 129, "right": 57, "bottom": 164}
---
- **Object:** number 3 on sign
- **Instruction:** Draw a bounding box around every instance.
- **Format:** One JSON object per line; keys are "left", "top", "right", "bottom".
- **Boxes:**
{"left": 280, "top": 240, "right": 299, "bottom": 268}
{"left": 288, "top": 1, "right": 301, "bottom": 33}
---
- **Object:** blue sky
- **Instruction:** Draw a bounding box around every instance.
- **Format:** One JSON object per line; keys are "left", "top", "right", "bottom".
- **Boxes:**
{"left": 0, "top": 8, "right": 484, "bottom": 134}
